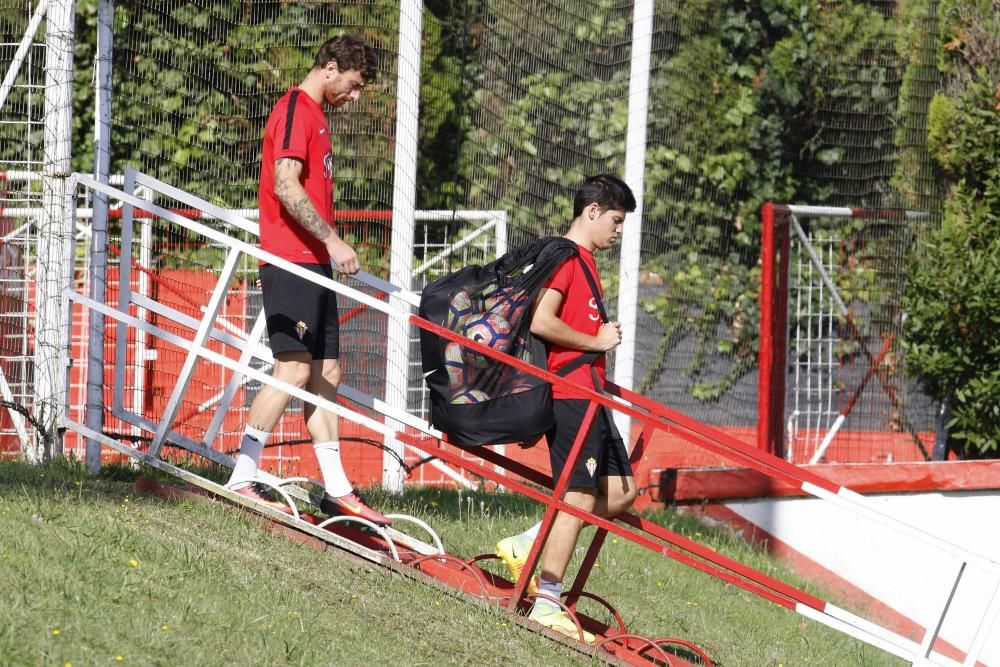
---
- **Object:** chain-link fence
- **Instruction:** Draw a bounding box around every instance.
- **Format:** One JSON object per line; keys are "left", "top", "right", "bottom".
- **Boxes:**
{"left": 1, "top": 0, "right": 945, "bottom": 470}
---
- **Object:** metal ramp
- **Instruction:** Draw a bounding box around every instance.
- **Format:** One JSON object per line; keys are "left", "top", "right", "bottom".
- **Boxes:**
{"left": 63, "top": 170, "right": 1000, "bottom": 666}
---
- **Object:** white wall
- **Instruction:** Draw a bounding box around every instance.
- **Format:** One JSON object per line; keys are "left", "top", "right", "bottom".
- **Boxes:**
{"left": 725, "top": 490, "right": 1000, "bottom": 665}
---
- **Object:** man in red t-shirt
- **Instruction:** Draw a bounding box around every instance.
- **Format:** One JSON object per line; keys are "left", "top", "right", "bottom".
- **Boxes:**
{"left": 225, "top": 35, "right": 390, "bottom": 525}
{"left": 496, "top": 175, "right": 637, "bottom": 642}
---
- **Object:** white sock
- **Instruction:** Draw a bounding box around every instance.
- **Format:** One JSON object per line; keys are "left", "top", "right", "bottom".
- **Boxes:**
{"left": 227, "top": 426, "right": 270, "bottom": 489}
{"left": 521, "top": 521, "right": 542, "bottom": 541}
{"left": 314, "top": 441, "right": 352, "bottom": 497}
{"left": 535, "top": 578, "right": 563, "bottom": 613}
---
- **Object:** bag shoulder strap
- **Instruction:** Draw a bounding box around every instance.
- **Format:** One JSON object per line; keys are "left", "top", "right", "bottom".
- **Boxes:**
{"left": 554, "top": 350, "right": 597, "bottom": 377}
{"left": 552, "top": 256, "right": 608, "bottom": 377}
{"left": 575, "top": 255, "right": 608, "bottom": 323}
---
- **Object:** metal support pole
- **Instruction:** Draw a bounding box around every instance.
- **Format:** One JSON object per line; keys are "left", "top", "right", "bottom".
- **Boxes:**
{"left": 757, "top": 204, "right": 790, "bottom": 456}
{"left": 932, "top": 397, "right": 950, "bottom": 461}
{"left": 383, "top": 0, "right": 423, "bottom": 493}
{"left": 85, "top": 0, "right": 114, "bottom": 472}
{"left": 613, "top": 0, "right": 653, "bottom": 445}
{"left": 31, "top": 0, "right": 76, "bottom": 462}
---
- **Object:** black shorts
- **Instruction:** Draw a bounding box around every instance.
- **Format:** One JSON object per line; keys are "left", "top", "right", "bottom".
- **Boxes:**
{"left": 259, "top": 263, "right": 339, "bottom": 359}
{"left": 546, "top": 399, "right": 633, "bottom": 489}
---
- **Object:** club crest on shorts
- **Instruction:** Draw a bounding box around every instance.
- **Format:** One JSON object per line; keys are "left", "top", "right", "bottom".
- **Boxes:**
{"left": 295, "top": 320, "right": 308, "bottom": 340}
{"left": 586, "top": 456, "right": 597, "bottom": 478}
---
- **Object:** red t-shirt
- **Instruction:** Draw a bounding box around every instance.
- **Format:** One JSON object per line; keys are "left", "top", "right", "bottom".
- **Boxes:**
{"left": 544, "top": 245, "right": 606, "bottom": 399}
{"left": 258, "top": 87, "right": 334, "bottom": 264}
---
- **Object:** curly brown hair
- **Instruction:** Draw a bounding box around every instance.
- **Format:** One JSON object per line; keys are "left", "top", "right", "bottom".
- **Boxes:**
{"left": 313, "top": 34, "right": 378, "bottom": 83}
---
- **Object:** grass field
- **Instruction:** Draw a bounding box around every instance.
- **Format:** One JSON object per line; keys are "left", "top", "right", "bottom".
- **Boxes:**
{"left": 0, "top": 459, "right": 905, "bottom": 666}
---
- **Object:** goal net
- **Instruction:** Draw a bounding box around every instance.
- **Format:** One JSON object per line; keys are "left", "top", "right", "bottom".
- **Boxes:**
{"left": 0, "top": 0, "right": 47, "bottom": 457}
{"left": 760, "top": 204, "right": 937, "bottom": 465}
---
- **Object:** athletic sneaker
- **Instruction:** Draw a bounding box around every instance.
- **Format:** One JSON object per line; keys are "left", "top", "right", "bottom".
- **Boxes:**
{"left": 231, "top": 483, "right": 296, "bottom": 514}
{"left": 496, "top": 534, "right": 539, "bottom": 594}
{"left": 320, "top": 491, "right": 393, "bottom": 526}
{"left": 528, "top": 604, "right": 596, "bottom": 644}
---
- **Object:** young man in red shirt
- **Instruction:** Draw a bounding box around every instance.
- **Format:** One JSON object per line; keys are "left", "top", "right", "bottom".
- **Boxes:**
{"left": 225, "top": 34, "right": 390, "bottom": 525}
{"left": 497, "top": 174, "right": 638, "bottom": 641}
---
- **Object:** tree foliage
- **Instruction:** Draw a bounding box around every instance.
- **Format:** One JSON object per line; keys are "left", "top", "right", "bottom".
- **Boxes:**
{"left": 902, "top": 0, "right": 1000, "bottom": 455}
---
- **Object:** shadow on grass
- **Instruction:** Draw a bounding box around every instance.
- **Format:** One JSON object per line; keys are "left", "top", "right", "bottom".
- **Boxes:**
{"left": 364, "top": 483, "right": 545, "bottom": 520}
{"left": 1, "top": 457, "right": 720, "bottom": 548}
{"left": 0, "top": 455, "right": 230, "bottom": 506}
{"left": 1, "top": 456, "right": 729, "bottom": 564}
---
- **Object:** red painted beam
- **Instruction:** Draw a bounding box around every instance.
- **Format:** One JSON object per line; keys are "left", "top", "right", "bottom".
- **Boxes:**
{"left": 656, "top": 460, "right": 1000, "bottom": 503}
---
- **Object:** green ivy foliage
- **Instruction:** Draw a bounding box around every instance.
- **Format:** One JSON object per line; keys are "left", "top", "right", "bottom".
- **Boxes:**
{"left": 622, "top": 0, "right": 895, "bottom": 399}
{"left": 53, "top": 0, "right": 400, "bottom": 212}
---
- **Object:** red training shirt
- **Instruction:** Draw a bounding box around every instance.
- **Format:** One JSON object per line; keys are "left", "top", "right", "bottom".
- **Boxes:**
{"left": 544, "top": 245, "right": 607, "bottom": 399}
{"left": 258, "top": 87, "right": 334, "bottom": 265}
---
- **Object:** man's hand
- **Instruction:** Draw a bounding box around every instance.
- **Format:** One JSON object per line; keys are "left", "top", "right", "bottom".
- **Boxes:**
{"left": 326, "top": 235, "right": 360, "bottom": 275}
{"left": 594, "top": 321, "right": 622, "bottom": 352}
{"left": 531, "top": 287, "right": 623, "bottom": 353}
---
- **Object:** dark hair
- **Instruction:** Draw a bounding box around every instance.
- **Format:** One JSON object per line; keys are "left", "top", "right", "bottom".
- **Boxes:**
{"left": 572, "top": 174, "right": 637, "bottom": 217}
{"left": 313, "top": 34, "right": 378, "bottom": 83}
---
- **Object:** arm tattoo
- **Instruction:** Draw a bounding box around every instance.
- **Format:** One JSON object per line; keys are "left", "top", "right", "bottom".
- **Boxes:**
{"left": 287, "top": 195, "right": 332, "bottom": 241}
{"left": 274, "top": 158, "right": 332, "bottom": 242}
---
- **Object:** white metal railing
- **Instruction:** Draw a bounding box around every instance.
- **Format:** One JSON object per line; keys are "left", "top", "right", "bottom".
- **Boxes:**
{"left": 0, "top": 174, "right": 505, "bottom": 459}
{"left": 69, "top": 169, "right": 508, "bottom": 488}
{"left": 60, "top": 173, "right": 1000, "bottom": 666}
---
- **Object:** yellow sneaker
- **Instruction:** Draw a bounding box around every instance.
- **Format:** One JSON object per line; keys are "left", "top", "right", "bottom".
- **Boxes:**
{"left": 528, "top": 605, "right": 595, "bottom": 644}
{"left": 496, "top": 534, "right": 539, "bottom": 594}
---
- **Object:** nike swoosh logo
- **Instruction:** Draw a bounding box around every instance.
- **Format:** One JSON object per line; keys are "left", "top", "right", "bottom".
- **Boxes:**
{"left": 341, "top": 499, "right": 362, "bottom": 513}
